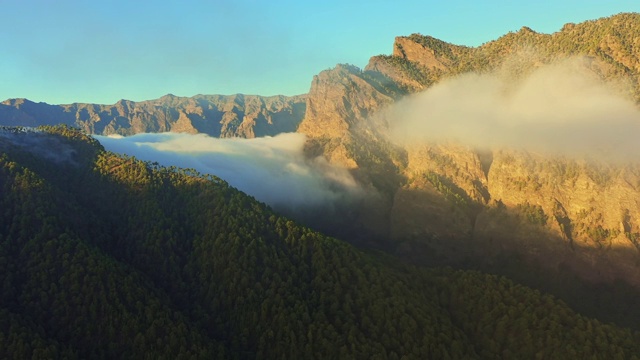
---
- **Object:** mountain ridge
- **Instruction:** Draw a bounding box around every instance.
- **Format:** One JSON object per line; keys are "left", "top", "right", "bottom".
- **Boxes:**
{"left": 0, "top": 93, "right": 307, "bottom": 138}
{"left": 292, "top": 12, "right": 640, "bottom": 317}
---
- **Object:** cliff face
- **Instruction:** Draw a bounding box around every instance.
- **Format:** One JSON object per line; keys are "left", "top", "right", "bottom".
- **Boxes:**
{"left": 393, "top": 35, "right": 472, "bottom": 72}
{"left": 479, "top": 153, "right": 640, "bottom": 282}
{"left": 297, "top": 64, "right": 397, "bottom": 169}
{"left": 295, "top": 13, "right": 640, "bottom": 286}
{"left": 390, "top": 145, "right": 640, "bottom": 284}
{"left": 0, "top": 94, "right": 306, "bottom": 138}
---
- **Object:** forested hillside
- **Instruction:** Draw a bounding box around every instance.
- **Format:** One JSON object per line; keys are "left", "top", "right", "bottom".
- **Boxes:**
{"left": 3, "top": 13, "right": 640, "bottom": 358}
{"left": 1, "top": 126, "right": 640, "bottom": 358}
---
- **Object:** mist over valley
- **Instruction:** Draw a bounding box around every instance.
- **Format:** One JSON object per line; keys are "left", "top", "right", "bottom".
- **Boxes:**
{"left": 3, "top": 11, "right": 640, "bottom": 358}
{"left": 95, "top": 132, "right": 365, "bottom": 215}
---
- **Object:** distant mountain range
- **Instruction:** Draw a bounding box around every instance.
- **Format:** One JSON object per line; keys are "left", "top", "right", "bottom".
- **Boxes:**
{"left": 0, "top": 93, "right": 306, "bottom": 138}
{"left": 3, "top": 12, "right": 640, "bottom": 330}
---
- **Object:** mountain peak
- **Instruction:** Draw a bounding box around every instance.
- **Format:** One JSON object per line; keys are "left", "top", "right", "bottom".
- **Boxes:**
{"left": 518, "top": 26, "right": 536, "bottom": 33}
{"left": 392, "top": 33, "right": 468, "bottom": 72}
{"left": 1, "top": 98, "right": 33, "bottom": 107}
{"left": 159, "top": 93, "right": 180, "bottom": 100}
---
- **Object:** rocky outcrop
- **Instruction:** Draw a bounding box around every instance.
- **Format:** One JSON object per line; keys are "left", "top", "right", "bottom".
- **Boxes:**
{"left": 297, "top": 64, "right": 396, "bottom": 169}
{"left": 0, "top": 93, "right": 307, "bottom": 138}
{"left": 392, "top": 35, "right": 471, "bottom": 72}
{"left": 295, "top": 13, "right": 640, "bottom": 287}
{"left": 390, "top": 145, "right": 640, "bottom": 285}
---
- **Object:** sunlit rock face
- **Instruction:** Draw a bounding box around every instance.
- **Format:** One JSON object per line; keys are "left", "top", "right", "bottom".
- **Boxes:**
{"left": 296, "top": 13, "right": 640, "bottom": 286}
{"left": 0, "top": 94, "right": 307, "bottom": 138}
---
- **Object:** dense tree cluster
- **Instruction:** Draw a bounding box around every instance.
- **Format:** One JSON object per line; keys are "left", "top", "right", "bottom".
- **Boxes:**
{"left": 1, "top": 126, "right": 640, "bottom": 358}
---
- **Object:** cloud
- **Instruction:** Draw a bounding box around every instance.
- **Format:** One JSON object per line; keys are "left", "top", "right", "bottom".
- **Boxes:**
{"left": 387, "top": 57, "right": 640, "bottom": 161}
{"left": 94, "top": 132, "right": 363, "bottom": 212}
{"left": 0, "top": 127, "right": 78, "bottom": 165}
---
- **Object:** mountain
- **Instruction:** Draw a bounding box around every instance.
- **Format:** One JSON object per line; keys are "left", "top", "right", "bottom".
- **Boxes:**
{"left": 3, "top": 12, "right": 640, "bottom": 333}
{"left": 0, "top": 93, "right": 306, "bottom": 138}
{"left": 294, "top": 13, "right": 640, "bottom": 327}
{"left": 300, "top": 12, "right": 640, "bottom": 182}
{"left": 297, "top": 13, "right": 640, "bottom": 267}
{"left": 2, "top": 125, "right": 640, "bottom": 358}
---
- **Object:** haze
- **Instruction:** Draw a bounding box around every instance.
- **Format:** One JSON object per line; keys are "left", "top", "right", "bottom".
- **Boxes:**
{"left": 95, "top": 132, "right": 363, "bottom": 212}
{"left": 389, "top": 57, "right": 640, "bottom": 161}
{"left": 93, "top": 57, "right": 640, "bottom": 217}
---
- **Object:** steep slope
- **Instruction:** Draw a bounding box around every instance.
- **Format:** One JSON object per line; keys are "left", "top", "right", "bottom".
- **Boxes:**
{"left": 297, "top": 64, "right": 409, "bottom": 242}
{"left": 2, "top": 126, "right": 640, "bottom": 358}
{"left": 0, "top": 93, "right": 306, "bottom": 138}
{"left": 382, "top": 14, "right": 640, "bottom": 283}
{"left": 299, "top": 12, "right": 640, "bottom": 167}
{"left": 294, "top": 12, "right": 640, "bottom": 324}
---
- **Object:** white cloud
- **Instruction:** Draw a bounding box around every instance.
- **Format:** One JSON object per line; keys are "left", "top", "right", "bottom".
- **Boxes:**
{"left": 94, "top": 132, "right": 363, "bottom": 211}
{"left": 388, "top": 57, "right": 640, "bottom": 161}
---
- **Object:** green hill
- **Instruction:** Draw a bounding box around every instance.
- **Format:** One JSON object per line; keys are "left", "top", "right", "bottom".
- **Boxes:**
{"left": 1, "top": 125, "right": 640, "bottom": 358}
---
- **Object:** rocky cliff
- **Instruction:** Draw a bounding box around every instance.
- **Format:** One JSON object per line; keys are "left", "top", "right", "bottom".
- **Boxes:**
{"left": 295, "top": 13, "right": 640, "bottom": 288}
{"left": 0, "top": 93, "right": 306, "bottom": 138}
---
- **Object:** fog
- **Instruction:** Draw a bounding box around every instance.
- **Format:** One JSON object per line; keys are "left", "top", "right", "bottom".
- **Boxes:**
{"left": 94, "top": 132, "right": 363, "bottom": 212}
{"left": 0, "top": 127, "right": 78, "bottom": 164}
{"left": 90, "top": 56, "right": 640, "bottom": 238}
{"left": 388, "top": 58, "right": 640, "bottom": 161}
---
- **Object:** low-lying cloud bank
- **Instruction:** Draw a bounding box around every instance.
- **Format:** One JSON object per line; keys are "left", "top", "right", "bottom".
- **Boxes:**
{"left": 388, "top": 58, "right": 640, "bottom": 161}
{"left": 95, "top": 132, "right": 363, "bottom": 211}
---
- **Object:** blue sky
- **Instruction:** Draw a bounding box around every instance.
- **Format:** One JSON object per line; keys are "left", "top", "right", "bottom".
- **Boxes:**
{"left": 1, "top": 0, "right": 639, "bottom": 104}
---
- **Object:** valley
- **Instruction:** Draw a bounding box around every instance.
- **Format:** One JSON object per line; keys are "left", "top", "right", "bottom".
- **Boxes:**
{"left": 2, "top": 12, "right": 640, "bottom": 357}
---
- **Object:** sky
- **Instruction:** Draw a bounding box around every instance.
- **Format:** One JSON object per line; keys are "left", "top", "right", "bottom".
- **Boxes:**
{"left": 1, "top": 0, "right": 639, "bottom": 105}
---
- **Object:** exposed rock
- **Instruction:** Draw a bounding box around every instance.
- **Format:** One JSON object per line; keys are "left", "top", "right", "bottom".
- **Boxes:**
{"left": 392, "top": 35, "right": 470, "bottom": 72}
{"left": 0, "top": 94, "right": 307, "bottom": 138}
{"left": 365, "top": 56, "right": 425, "bottom": 93}
{"left": 297, "top": 64, "right": 395, "bottom": 169}
{"left": 296, "top": 13, "right": 640, "bottom": 288}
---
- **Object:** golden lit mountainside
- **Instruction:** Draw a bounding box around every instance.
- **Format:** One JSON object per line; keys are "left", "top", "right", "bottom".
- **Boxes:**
{"left": 296, "top": 13, "right": 640, "bottom": 299}
{"left": 0, "top": 93, "right": 306, "bottom": 138}
{"left": 301, "top": 12, "right": 640, "bottom": 143}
